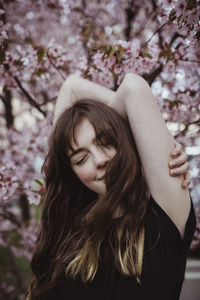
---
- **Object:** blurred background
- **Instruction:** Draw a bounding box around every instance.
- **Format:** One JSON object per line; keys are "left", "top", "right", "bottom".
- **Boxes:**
{"left": 0, "top": 0, "right": 199, "bottom": 299}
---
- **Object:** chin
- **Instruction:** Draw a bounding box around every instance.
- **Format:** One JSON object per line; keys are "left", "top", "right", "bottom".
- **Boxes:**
{"left": 97, "top": 187, "right": 107, "bottom": 197}
{"left": 87, "top": 182, "right": 106, "bottom": 196}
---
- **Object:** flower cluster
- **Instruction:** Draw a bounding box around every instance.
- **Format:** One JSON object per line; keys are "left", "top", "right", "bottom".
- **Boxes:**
{"left": 0, "top": 0, "right": 199, "bottom": 297}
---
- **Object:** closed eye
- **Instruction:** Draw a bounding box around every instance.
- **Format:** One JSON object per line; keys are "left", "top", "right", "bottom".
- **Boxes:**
{"left": 75, "top": 155, "right": 88, "bottom": 165}
{"left": 98, "top": 136, "right": 112, "bottom": 148}
{"left": 100, "top": 143, "right": 112, "bottom": 149}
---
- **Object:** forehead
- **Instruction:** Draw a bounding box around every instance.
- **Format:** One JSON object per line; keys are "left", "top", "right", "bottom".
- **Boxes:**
{"left": 70, "top": 118, "right": 95, "bottom": 150}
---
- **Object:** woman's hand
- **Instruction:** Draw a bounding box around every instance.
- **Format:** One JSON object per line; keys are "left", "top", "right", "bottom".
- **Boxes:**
{"left": 169, "top": 142, "right": 190, "bottom": 188}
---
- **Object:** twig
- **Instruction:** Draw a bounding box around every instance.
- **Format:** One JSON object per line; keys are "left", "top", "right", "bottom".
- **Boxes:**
{"left": 174, "top": 118, "right": 200, "bottom": 138}
{"left": 7, "top": 245, "right": 26, "bottom": 292}
{"left": 0, "top": 286, "right": 12, "bottom": 300}
{"left": 0, "top": 209, "right": 21, "bottom": 228}
{"left": 142, "top": 64, "right": 163, "bottom": 85}
{"left": 47, "top": 57, "right": 66, "bottom": 81}
{"left": 124, "top": 1, "right": 137, "bottom": 41}
{"left": 13, "top": 76, "right": 46, "bottom": 117}
{"left": 141, "top": 21, "right": 168, "bottom": 48}
{"left": 179, "top": 59, "right": 200, "bottom": 64}
{"left": 0, "top": 89, "right": 14, "bottom": 128}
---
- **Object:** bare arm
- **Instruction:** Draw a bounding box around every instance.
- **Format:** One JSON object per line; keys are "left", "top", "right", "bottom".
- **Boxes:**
{"left": 53, "top": 75, "right": 115, "bottom": 124}
{"left": 112, "top": 73, "right": 190, "bottom": 238}
{"left": 53, "top": 74, "right": 191, "bottom": 233}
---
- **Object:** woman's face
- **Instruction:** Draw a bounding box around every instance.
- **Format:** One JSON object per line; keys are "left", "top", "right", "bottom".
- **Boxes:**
{"left": 68, "top": 118, "right": 116, "bottom": 196}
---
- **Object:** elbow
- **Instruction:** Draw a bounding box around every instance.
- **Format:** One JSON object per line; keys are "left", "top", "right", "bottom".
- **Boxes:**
{"left": 63, "top": 74, "right": 80, "bottom": 85}
{"left": 61, "top": 74, "right": 80, "bottom": 91}
{"left": 123, "top": 73, "right": 149, "bottom": 91}
{"left": 67, "top": 74, "right": 80, "bottom": 82}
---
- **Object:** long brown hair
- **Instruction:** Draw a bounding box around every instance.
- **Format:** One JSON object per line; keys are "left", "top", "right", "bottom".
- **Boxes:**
{"left": 28, "top": 100, "right": 150, "bottom": 299}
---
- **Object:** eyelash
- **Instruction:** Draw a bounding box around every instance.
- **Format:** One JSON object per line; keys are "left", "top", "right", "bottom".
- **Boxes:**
{"left": 76, "top": 155, "right": 87, "bottom": 165}
{"left": 74, "top": 141, "right": 112, "bottom": 166}
{"left": 99, "top": 140, "right": 111, "bottom": 148}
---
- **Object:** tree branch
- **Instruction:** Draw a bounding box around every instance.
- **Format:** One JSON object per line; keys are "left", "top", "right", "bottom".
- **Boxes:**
{"left": 46, "top": 55, "right": 66, "bottom": 81}
{"left": 0, "top": 209, "right": 21, "bottom": 228}
{"left": 13, "top": 76, "right": 46, "bottom": 117}
{"left": 0, "top": 89, "right": 14, "bottom": 128}
{"left": 7, "top": 245, "right": 26, "bottom": 292}
{"left": 124, "top": 1, "right": 137, "bottom": 41}
{"left": 151, "top": 0, "right": 165, "bottom": 50}
{"left": 142, "top": 64, "right": 163, "bottom": 85}
{"left": 141, "top": 21, "right": 168, "bottom": 48}
{"left": 174, "top": 118, "right": 200, "bottom": 138}
{"left": 19, "top": 194, "right": 30, "bottom": 222}
{"left": 179, "top": 59, "right": 200, "bottom": 64}
{"left": 0, "top": 286, "right": 12, "bottom": 300}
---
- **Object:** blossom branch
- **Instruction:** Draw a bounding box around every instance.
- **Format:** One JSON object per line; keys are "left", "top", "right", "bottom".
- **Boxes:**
{"left": 124, "top": 0, "right": 137, "bottom": 41}
{"left": 0, "top": 286, "right": 12, "bottom": 300}
{"left": 13, "top": 76, "right": 46, "bottom": 117}
{"left": 142, "top": 65, "right": 163, "bottom": 85}
{"left": 0, "top": 89, "right": 14, "bottom": 128}
{"left": 141, "top": 21, "right": 168, "bottom": 48}
{"left": 174, "top": 118, "right": 200, "bottom": 138}
{"left": 179, "top": 59, "right": 200, "bottom": 64}
{"left": 19, "top": 194, "right": 30, "bottom": 222}
{"left": 7, "top": 244, "right": 26, "bottom": 292}
{"left": 0, "top": 209, "right": 21, "bottom": 228}
{"left": 46, "top": 55, "right": 66, "bottom": 81}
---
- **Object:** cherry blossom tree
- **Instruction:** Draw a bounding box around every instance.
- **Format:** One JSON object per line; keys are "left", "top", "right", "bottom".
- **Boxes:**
{"left": 0, "top": 0, "right": 199, "bottom": 298}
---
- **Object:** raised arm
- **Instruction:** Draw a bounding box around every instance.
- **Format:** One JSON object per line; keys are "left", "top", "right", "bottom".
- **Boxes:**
{"left": 112, "top": 73, "right": 190, "bottom": 238}
{"left": 53, "top": 75, "right": 115, "bottom": 124}
{"left": 53, "top": 74, "right": 191, "bottom": 233}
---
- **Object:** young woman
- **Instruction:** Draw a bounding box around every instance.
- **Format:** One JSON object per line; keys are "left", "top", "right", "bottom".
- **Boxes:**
{"left": 28, "top": 74, "right": 196, "bottom": 300}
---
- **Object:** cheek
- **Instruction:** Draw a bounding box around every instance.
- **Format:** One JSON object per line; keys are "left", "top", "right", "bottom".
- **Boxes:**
{"left": 108, "top": 148, "right": 117, "bottom": 159}
{"left": 74, "top": 164, "right": 95, "bottom": 183}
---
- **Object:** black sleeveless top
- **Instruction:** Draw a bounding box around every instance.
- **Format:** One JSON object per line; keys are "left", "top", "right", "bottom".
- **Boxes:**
{"left": 46, "top": 196, "right": 196, "bottom": 300}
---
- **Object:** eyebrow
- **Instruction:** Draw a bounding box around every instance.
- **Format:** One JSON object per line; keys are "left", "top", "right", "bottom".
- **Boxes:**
{"left": 69, "top": 148, "right": 86, "bottom": 159}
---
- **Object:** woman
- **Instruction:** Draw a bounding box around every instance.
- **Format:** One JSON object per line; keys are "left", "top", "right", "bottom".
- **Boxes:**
{"left": 28, "top": 74, "right": 196, "bottom": 300}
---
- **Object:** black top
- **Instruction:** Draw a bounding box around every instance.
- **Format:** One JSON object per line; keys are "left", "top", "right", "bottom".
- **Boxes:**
{"left": 46, "top": 196, "right": 196, "bottom": 300}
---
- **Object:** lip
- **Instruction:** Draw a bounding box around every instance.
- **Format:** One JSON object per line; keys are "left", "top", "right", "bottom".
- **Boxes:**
{"left": 97, "top": 175, "right": 105, "bottom": 181}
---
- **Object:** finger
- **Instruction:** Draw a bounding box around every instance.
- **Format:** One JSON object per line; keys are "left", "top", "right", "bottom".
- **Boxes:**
{"left": 169, "top": 152, "right": 188, "bottom": 168}
{"left": 169, "top": 162, "right": 190, "bottom": 176}
{"left": 182, "top": 171, "right": 191, "bottom": 188}
{"left": 171, "top": 142, "right": 182, "bottom": 157}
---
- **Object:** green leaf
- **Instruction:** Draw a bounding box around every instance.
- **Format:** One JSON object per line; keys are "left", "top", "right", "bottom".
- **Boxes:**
{"left": 37, "top": 47, "right": 45, "bottom": 63}
{"left": 116, "top": 45, "right": 125, "bottom": 62}
{"left": 168, "top": 9, "right": 176, "bottom": 23}
{"left": 34, "top": 178, "right": 44, "bottom": 186}
{"left": 140, "top": 50, "right": 152, "bottom": 59}
{"left": 159, "top": 50, "right": 173, "bottom": 62}
{"left": 106, "top": 45, "right": 115, "bottom": 57}
{"left": 33, "top": 68, "right": 46, "bottom": 77}
{"left": 163, "top": 98, "right": 170, "bottom": 103}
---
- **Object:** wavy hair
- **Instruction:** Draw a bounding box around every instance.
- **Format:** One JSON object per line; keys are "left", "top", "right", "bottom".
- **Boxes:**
{"left": 28, "top": 99, "right": 150, "bottom": 299}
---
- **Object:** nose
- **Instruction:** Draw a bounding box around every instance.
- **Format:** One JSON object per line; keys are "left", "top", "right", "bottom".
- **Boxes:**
{"left": 94, "top": 148, "right": 109, "bottom": 168}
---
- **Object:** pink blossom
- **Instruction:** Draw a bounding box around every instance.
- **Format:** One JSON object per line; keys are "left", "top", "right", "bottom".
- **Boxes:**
{"left": 114, "top": 64, "right": 122, "bottom": 74}
{"left": 0, "top": 1, "right": 199, "bottom": 298}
